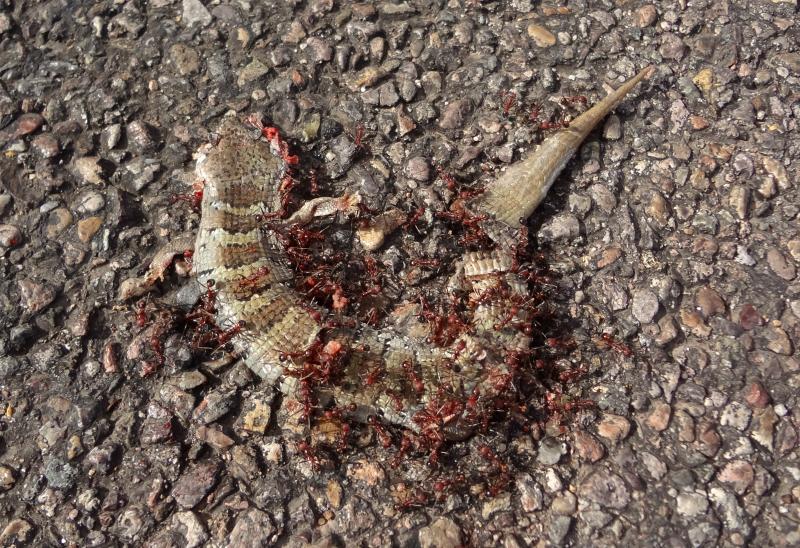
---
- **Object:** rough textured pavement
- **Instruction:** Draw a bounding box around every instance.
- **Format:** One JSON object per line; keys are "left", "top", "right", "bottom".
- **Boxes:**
{"left": 0, "top": 0, "right": 799, "bottom": 546}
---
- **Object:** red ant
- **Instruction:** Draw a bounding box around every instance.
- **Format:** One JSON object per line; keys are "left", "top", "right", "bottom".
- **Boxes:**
{"left": 435, "top": 207, "right": 490, "bottom": 247}
{"left": 307, "top": 169, "right": 320, "bottom": 195}
{"left": 170, "top": 181, "right": 204, "bottom": 210}
{"left": 477, "top": 444, "right": 512, "bottom": 497}
{"left": 433, "top": 473, "right": 466, "bottom": 495}
{"left": 254, "top": 121, "right": 299, "bottom": 166}
{"left": 363, "top": 365, "right": 384, "bottom": 387}
{"left": 457, "top": 186, "right": 485, "bottom": 201}
{"left": 436, "top": 166, "right": 458, "bottom": 191}
{"left": 560, "top": 95, "right": 588, "bottom": 107}
{"left": 546, "top": 337, "right": 576, "bottom": 352}
{"left": 394, "top": 491, "right": 428, "bottom": 512}
{"left": 351, "top": 123, "right": 370, "bottom": 155}
{"left": 544, "top": 392, "right": 596, "bottom": 415}
{"left": 236, "top": 265, "right": 271, "bottom": 291}
{"left": 368, "top": 416, "right": 393, "bottom": 448}
{"left": 599, "top": 333, "right": 633, "bottom": 357}
{"left": 402, "top": 360, "right": 426, "bottom": 396}
{"left": 296, "top": 440, "right": 321, "bottom": 470}
{"left": 499, "top": 90, "right": 517, "bottom": 117}
{"left": 558, "top": 364, "right": 589, "bottom": 383}
{"left": 403, "top": 206, "right": 426, "bottom": 230}
{"left": 390, "top": 431, "right": 415, "bottom": 467}
{"left": 134, "top": 300, "right": 148, "bottom": 328}
{"left": 529, "top": 103, "right": 541, "bottom": 125}
{"left": 385, "top": 390, "right": 406, "bottom": 413}
{"left": 363, "top": 306, "right": 381, "bottom": 327}
{"left": 539, "top": 119, "right": 570, "bottom": 131}
{"left": 180, "top": 249, "right": 194, "bottom": 269}
{"left": 410, "top": 257, "right": 441, "bottom": 269}
{"left": 216, "top": 320, "right": 245, "bottom": 347}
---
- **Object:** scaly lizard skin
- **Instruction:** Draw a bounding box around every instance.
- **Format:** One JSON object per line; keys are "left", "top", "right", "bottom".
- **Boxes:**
{"left": 192, "top": 65, "right": 654, "bottom": 438}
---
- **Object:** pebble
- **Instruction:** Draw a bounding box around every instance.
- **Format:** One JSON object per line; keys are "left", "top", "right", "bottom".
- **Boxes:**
{"left": 761, "top": 156, "right": 789, "bottom": 190}
{"left": 77, "top": 216, "right": 103, "bottom": 243}
{"left": 13, "top": 113, "right": 44, "bottom": 137}
{"left": 709, "top": 487, "right": 751, "bottom": 537}
{"left": 720, "top": 402, "right": 752, "bottom": 431}
{"left": 0, "top": 224, "right": 22, "bottom": 247}
{"left": 597, "top": 414, "right": 630, "bottom": 444}
{"left": 160, "top": 385, "right": 196, "bottom": 422}
{"left": 140, "top": 403, "right": 173, "bottom": 445}
{"left": 75, "top": 191, "right": 105, "bottom": 214}
{"left": 124, "top": 158, "right": 161, "bottom": 193}
{"left": 481, "top": 492, "right": 511, "bottom": 519}
{"left": 172, "top": 370, "right": 207, "bottom": 390}
{"left": 18, "top": 278, "right": 56, "bottom": 314}
{"left": 589, "top": 184, "right": 617, "bottom": 212}
{"left": 0, "top": 465, "right": 15, "bottom": 490}
{"left": 676, "top": 491, "right": 708, "bottom": 518}
{"left": 750, "top": 407, "right": 778, "bottom": 451}
{"left": 419, "top": 517, "right": 462, "bottom": 548}
{"left": 72, "top": 156, "right": 105, "bottom": 185}
{"left": 573, "top": 430, "right": 605, "bottom": 462}
{"left": 639, "top": 452, "right": 667, "bottom": 480}
{"left": 689, "top": 115, "right": 710, "bottom": 130}
{"left": 377, "top": 81, "right": 400, "bottom": 107}
{"left": 171, "top": 460, "right": 220, "bottom": 509}
{"left": 195, "top": 425, "right": 234, "bottom": 450}
{"left": 551, "top": 491, "right": 577, "bottom": 515}
{"left": 631, "top": 289, "right": 660, "bottom": 324}
{"left": 646, "top": 401, "right": 671, "bottom": 431}
{"left": 659, "top": 33, "right": 686, "bottom": 60}
{"left": 226, "top": 508, "right": 276, "bottom": 548}
{"left": 193, "top": 388, "right": 236, "bottom": 425}
{"left": 439, "top": 99, "right": 471, "bottom": 130}
{"left": 396, "top": 107, "right": 416, "bottom": 136}
{"left": 548, "top": 516, "right": 573, "bottom": 544}
{"left": 182, "top": 0, "right": 213, "bottom": 27}
{"left": 170, "top": 43, "right": 201, "bottom": 75}
{"left": 328, "top": 134, "right": 357, "bottom": 177}
{"left": 518, "top": 476, "right": 544, "bottom": 512}
{"left": 696, "top": 421, "right": 722, "bottom": 457}
{"left": 761, "top": 326, "right": 792, "bottom": 355}
{"left": 766, "top": 247, "right": 796, "bottom": 280}
{"left": 239, "top": 396, "right": 272, "bottom": 434}
{"left": 44, "top": 458, "right": 79, "bottom": 490}
{"left": 537, "top": 213, "right": 580, "bottom": 242}
{"left": 31, "top": 133, "right": 60, "bottom": 158}
{"left": 729, "top": 186, "right": 750, "bottom": 219}
{"left": 538, "top": 437, "right": 566, "bottom": 465}
{"left": 306, "top": 37, "right": 333, "bottom": 63}
{"left": 579, "top": 472, "right": 630, "bottom": 509}
{"left": 170, "top": 511, "right": 209, "bottom": 548}
{"left": 744, "top": 381, "right": 770, "bottom": 409}
{"left": 695, "top": 286, "right": 726, "bottom": 318}
{"left": 126, "top": 120, "right": 157, "bottom": 153}
{"left": 603, "top": 114, "right": 622, "bottom": 140}
{"left": 634, "top": 5, "right": 658, "bottom": 27}
{"left": 0, "top": 519, "right": 33, "bottom": 545}
{"left": 527, "top": 24, "right": 556, "bottom": 47}
{"left": 101, "top": 124, "right": 122, "bottom": 150}
{"left": 405, "top": 157, "right": 430, "bottom": 182}
{"left": 346, "top": 459, "right": 386, "bottom": 487}
{"left": 717, "top": 460, "right": 754, "bottom": 495}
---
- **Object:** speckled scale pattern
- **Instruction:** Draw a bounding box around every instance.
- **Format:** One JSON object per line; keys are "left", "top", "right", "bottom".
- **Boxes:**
{"left": 192, "top": 68, "right": 652, "bottom": 433}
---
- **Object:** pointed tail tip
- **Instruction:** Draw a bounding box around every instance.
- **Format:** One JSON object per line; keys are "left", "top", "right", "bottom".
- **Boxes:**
{"left": 641, "top": 65, "right": 656, "bottom": 80}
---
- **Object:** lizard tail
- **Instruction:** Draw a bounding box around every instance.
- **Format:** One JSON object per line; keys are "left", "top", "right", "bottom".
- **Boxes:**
{"left": 470, "top": 65, "right": 655, "bottom": 231}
